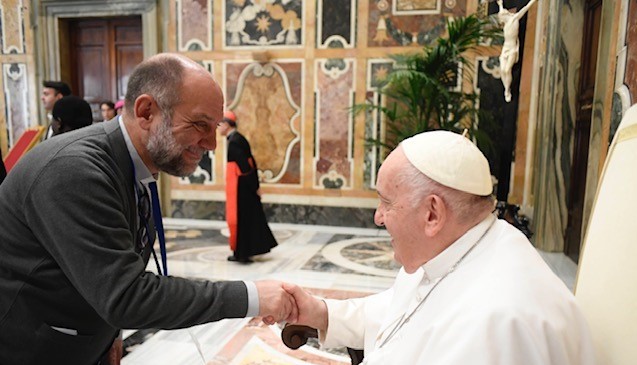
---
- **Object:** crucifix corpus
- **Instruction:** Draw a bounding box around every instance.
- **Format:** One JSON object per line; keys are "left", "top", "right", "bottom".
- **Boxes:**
{"left": 497, "top": 0, "right": 539, "bottom": 102}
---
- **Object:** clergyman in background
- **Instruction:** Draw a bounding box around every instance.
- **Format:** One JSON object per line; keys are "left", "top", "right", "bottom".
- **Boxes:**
{"left": 218, "top": 110, "right": 278, "bottom": 263}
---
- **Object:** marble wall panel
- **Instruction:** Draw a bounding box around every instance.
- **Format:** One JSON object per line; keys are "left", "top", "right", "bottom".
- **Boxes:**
{"left": 314, "top": 58, "right": 355, "bottom": 189}
{"left": 179, "top": 151, "right": 215, "bottom": 185}
{"left": 363, "top": 59, "right": 393, "bottom": 189}
{"left": 176, "top": 0, "right": 213, "bottom": 51}
{"left": 171, "top": 200, "right": 378, "bottom": 228}
{"left": 224, "top": 0, "right": 303, "bottom": 48}
{"left": 224, "top": 61, "right": 302, "bottom": 184}
{"left": 368, "top": 0, "right": 466, "bottom": 47}
{"left": 624, "top": 0, "right": 637, "bottom": 103}
{"left": 2, "top": 63, "right": 29, "bottom": 146}
{"left": 475, "top": 56, "right": 506, "bottom": 181}
{"left": 0, "top": 0, "right": 26, "bottom": 54}
{"left": 317, "top": 0, "right": 356, "bottom": 48}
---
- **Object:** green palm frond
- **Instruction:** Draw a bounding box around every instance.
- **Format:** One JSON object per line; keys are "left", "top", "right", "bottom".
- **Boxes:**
{"left": 357, "top": 14, "right": 499, "bottom": 153}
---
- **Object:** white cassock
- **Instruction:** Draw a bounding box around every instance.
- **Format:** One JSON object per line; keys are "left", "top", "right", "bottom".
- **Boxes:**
{"left": 320, "top": 215, "right": 596, "bottom": 364}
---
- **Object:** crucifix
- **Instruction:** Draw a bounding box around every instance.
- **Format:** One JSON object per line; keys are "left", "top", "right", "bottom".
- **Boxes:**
{"left": 497, "top": 0, "right": 539, "bottom": 102}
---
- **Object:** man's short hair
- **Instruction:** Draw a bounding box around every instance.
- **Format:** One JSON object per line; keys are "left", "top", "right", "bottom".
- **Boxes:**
{"left": 42, "top": 81, "right": 71, "bottom": 96}
{"left": 124, "top": 56, "right": 185, "bottom": 121}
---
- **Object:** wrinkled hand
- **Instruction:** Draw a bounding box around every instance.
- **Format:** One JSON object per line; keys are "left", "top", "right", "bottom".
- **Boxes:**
{"left": 282, "top": 283, "right": 328, "bottom": 331}
{"left": 255, "top": 280, "right": 298, "bottom": 325}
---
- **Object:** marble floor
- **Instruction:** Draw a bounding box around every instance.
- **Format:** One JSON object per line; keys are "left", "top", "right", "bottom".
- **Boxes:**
{"left": 121, "top": 218, "right": 577, "bottom": 365}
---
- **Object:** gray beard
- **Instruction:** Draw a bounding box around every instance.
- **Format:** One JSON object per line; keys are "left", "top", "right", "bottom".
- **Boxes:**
{"left": 146, "top": 118, "right": 198, "bottom": 177}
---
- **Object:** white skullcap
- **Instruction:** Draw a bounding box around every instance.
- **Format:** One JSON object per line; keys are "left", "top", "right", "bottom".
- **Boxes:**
{"left": 400, "top": 130, "right": 493, "bottom": 196}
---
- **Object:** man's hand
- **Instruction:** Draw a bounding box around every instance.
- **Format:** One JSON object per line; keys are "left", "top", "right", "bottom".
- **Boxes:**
{"left": 282, "top": 283, "right": 328, "bottom": 331}
{"left": 255, "top": 280, "right": 298, "bottom": 325}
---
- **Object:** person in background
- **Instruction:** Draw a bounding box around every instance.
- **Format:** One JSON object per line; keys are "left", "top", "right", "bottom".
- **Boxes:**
{"left": 41, "top": 80, "right": 72, "bottom": 139}
{"left": 100, "top": 101, "right": 117, "bottom": 122}
{"left": 284, "top": 130, "right": 596, "bottom": 365}
{"left": 114, "top": 99, "right": 125, "bottom": 116}
{"left": 0, "top": 53, "right": 297, "bottom": 365}
{"left": 218, "top": 110, "right": 277, "bottom": 263}
{"left": 50, "top": 95, "right": 93, "bottom": 136}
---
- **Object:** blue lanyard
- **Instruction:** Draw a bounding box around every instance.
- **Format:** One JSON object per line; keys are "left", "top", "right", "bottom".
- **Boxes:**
{"left": 131, "top": 160, "right": 168, "bottom": 276}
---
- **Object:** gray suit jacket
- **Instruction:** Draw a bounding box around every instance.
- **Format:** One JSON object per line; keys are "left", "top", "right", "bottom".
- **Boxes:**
{"left": 0, "top": 120, "right": 248, "bottom": 365}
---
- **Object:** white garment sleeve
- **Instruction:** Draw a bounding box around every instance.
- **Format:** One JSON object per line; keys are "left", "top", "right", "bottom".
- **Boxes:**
{"left": 320, "top": 290, "right": 392, "bottom": 351}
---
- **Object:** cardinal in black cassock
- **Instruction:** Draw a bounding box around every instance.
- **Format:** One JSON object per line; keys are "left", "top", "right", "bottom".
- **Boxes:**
{"left": 219, "top": 111, "right": 277, "bottom": 263}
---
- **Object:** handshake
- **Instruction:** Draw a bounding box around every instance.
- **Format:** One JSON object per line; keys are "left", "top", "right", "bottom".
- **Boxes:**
{"left": 255, "top": 281, "right": 328, "bottom": 331}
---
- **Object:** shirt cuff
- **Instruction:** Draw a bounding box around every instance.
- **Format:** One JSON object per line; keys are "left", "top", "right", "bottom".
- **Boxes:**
{"left": 244, "top": 280, "right": 259, "bottom": 317}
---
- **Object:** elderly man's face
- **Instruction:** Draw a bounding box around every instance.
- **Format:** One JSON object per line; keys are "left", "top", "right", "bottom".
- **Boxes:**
{"left": 374, "top": 148, "right": 427, "bottom": 273}
{"left": 146, "top": 69, "right": 222, "bottom": 177}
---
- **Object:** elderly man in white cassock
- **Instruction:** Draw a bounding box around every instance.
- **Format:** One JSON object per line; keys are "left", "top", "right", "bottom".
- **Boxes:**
{"left": 283, "top": 130, "right": 596, "bottom": 364}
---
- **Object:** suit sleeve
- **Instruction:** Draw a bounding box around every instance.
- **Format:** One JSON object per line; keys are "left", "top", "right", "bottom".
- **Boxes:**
{"left": 24, "top": 155, "right": 249, "bottom": 329}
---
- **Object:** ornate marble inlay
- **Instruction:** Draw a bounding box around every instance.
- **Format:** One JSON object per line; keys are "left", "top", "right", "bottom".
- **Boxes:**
{"left": 2, "top": 63, "right": 29, "bottom": 147}
{"left": 0, "top": 0, "right": 26, "bottom": 54}
{"left": 363, "top": 59, "right": 394, "bottom": 189}
{"left": 179, "top": 151, "right": 215, "bottom": 185}
{"left": 224, "top": 0, "right": 303, "bottom": 48}
{"left": 176, "top": 0, "right": 213, "bottom": 51}
{"left": 393, "top": 0, "right": 441, "bottom": 15}
{"left": 303, "top": 237, "right": 399, "bottom": 277}
{"left": 317, "top": 0, "right": 356, "bottom": 48}
{"left": 368, "top": 0, "right": 466, "bottom": 47}
{"left": 314, "top": 58, "right": 355, "bottom": 189}
{"left": 225, "top": 61, "right": 302, "bottom": 184}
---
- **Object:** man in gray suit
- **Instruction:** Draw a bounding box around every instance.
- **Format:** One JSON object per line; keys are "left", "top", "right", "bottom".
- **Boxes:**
{"left": 0, "top": 54, "right": 297, "bottom": 364}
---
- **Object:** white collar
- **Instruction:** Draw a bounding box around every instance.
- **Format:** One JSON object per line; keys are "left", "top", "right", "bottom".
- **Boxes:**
{"left": 420, "top": 214, "right": 496, "bottom": 281}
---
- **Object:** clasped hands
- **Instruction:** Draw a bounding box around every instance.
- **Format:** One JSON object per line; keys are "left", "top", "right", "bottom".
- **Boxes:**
{"left": 255, "top": 281, "right": 328, "bottom": 331}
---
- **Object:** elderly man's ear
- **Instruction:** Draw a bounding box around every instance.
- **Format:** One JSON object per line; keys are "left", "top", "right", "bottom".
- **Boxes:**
{"left": 134, "top": 94, "right": 158, "bottom": 130}
{"left": 422, "top": 195, "right": 447, "bottom": 237}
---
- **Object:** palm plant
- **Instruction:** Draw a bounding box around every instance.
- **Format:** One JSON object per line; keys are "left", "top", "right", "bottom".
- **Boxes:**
{"left": 356, "top": 14, "right": 501, "bottom": 152}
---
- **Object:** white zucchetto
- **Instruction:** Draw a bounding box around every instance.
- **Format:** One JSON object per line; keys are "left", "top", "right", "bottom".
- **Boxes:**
{"left": 400, "top": 130, "right": 493, "bottom": 196}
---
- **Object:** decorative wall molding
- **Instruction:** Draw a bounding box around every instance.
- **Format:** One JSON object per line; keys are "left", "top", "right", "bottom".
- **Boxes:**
{"left": 223, "top": 0, "right": 303, "bottom": 49}
{"left": 2, "top": 63, "right": 29, "bottom": 147}
{"left": 316, "top": 0, "right": 356, "bottom": 49}
{"left": 0, "top": 0, "right": 26, "bottom": 54}
{"left": 176, "top": 0, "right": 213, "bottom": 51}
{"left": 392, "top": 0, "right": 442, "bottom": 15}
{"left": 363, "top": 59, "right": 394, "bottom": 189}
{"left": 179, "top": 151, "right": 215, "bottom": 185}
{"left": 224, "top": 60, "right": 303, "bottom": 185}
{"left": 313, "top": 58, "right": 355, "bottom": 189}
